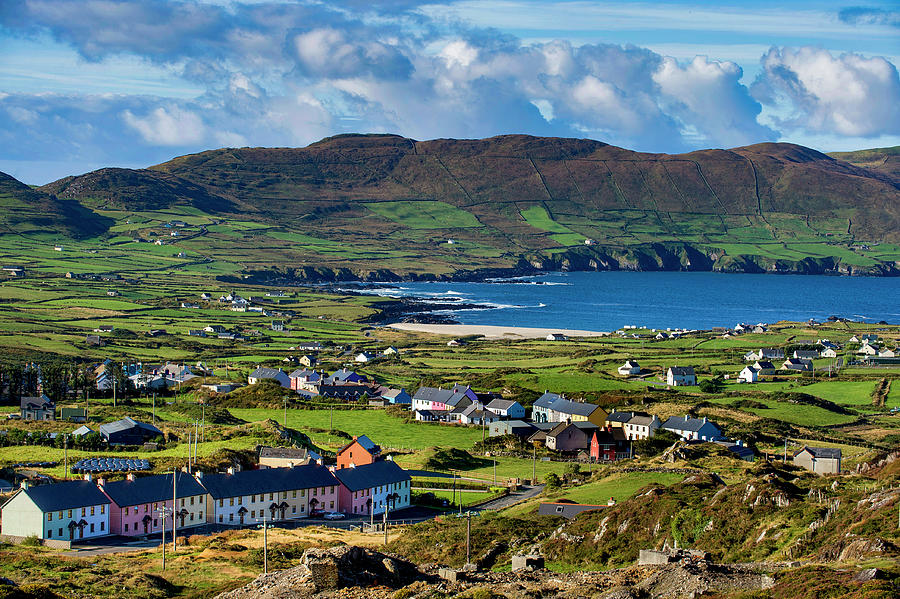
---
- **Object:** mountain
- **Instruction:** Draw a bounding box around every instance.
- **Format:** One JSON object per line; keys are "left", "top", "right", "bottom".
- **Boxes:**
{"left": 40, "top": 167, "right": 235, "bottom": 212}
{"left": 0, "top": 171, "right": 112, "bottom": 238}
{"left": 30, "top": 135, "right": 900, "bottom": 279}
{"left": 827, "top": 146, "right": 900, "bottom": 182}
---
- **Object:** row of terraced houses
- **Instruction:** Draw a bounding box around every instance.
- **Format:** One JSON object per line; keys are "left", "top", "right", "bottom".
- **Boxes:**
{"left": 0, "top": 455, "right": 410, "bottom": 544}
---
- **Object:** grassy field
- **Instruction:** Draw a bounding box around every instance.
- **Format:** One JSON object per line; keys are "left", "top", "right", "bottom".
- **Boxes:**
{"left": 365, "top": 201, "right": 482, "bottom": 229}
{"left": 557, "top": 471, "right": 684, "bottom": 504}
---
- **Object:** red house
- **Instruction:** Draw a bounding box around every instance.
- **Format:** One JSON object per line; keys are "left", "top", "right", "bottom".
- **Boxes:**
{"left": 336, "top": 435, "right": 381, "bottom": 470}
{"left": 590, "top": 430, "right": 618, "bottom": 462}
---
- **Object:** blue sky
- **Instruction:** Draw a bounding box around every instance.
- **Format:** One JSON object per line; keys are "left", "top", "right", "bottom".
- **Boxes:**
{"left": 1, "top": 0, "right": 898, "bottom": 184}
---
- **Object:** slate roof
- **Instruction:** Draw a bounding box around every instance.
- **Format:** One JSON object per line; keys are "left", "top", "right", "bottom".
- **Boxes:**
{"left": 606, "top": 411, "right": 635, "bottom": 424}
{"left": 662, "top": 415, "right": 719, "bottom": 433}
{"left": 628, "top": 415, "right": 657, "bottom": 427}
{"left": 668, "top": 366, "right": 695, "bottom": 376}
{"left": 99, "top": 417, "right": 162, "bottom": 439}
{"left": 327, "top": 369, "right": 368, "bottom": 384}
{"left": 288, "top": 368, "right": 320, "bottom": 380}
{"left": 101, "top": 472, "right": 205, "bottom": 507}
{"left": 333, "top": 460, "right": 410, "bottom": 492}
{"left": 549, "top": 397, "right": 600, "bottom": 417}
{"left": 533, "top": 392, "right": 562, "bottom": 409}
{"left": 250, "top": 367, "right": 285, "bottom": 379}
{"left": 199, "top": 464, "right": 338, "bottom": 499}
{"left": 412, "top": 385, "right": 473, "bottom": 406}
{"left": 259, "top": 446, "right": 319, "bottom": 461}
{"left": 20, "top": 395, "right": 53, "bottom": 410}
{"left": 21, "top": 480, "right": 110, "bottom": 513}
{"left": 797, "top": 446, "right": 842, "bottom": 460}
{"left": 100, "top": 416, "right": 162, "bottom": 436}
{"left": 486, "top": 398, "right": 519, "bottom": 411}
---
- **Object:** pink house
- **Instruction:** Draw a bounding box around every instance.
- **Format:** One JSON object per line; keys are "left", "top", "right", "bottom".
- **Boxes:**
{"left": 99, "top": 472, "right": 207, "bottom": 536}
{"left": 334, "top": 460, "right": 412, "bottom": 516}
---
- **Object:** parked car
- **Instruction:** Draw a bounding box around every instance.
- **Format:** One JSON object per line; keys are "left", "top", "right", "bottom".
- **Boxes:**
{"left": 323, "top": 512, "right": 346, "bottom": 520}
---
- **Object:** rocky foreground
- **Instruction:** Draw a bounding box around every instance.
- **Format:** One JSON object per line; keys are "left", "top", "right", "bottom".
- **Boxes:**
{"left": 215, "top": 545, "right": 788, "bottom": 599}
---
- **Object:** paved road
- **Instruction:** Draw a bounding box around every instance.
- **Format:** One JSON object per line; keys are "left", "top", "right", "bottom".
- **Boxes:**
{"left": 475, "top": 484, "right": 544, "bottom": 511}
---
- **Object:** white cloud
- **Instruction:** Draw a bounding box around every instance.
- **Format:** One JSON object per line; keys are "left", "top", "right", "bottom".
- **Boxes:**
{"left": 121, "top": 106, "right": 206, "bottom": 145}
{"left": 753, "top": 47, "right": 900, "bottom": 137}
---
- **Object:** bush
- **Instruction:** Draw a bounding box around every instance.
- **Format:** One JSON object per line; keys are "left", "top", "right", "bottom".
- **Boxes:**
{"left": 545, "top": 473, "right": 562, "bottom": 489}
{"left": 21, "top": 534, "right": 42, "bottom": 547}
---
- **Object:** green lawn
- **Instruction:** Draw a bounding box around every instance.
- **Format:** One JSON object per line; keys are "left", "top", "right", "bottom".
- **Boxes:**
{"left": 557, "top": 471, "right": 684, "bottom": 504}
{"left": 365, "top": 201, "right": 481, "bottom": 229}
{"left": 228, "top": 408, "right": 483, "bottom": 451}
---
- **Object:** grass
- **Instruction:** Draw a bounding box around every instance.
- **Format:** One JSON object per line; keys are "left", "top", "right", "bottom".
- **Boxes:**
{"left": 228, "top": 408, "right": 483, "bottom": 451}
{"left": 556, "top": 471, "right": 684, "bottom": 504}
{"left": 365, "top": 201, "right": 481, "bottom": 229}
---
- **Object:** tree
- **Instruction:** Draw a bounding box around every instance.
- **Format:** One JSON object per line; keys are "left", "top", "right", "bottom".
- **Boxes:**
{"left": 544, "top": 473, "right": 562, "bottom": 490}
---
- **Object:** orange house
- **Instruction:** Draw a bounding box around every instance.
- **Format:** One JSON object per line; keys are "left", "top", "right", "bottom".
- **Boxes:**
{"left": 336, "top": 435, "right": 381, "bottom": 469}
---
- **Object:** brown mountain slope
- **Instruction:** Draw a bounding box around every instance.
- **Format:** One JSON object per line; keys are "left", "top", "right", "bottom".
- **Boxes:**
{"left": 39, "top": 167, "right": 235, "bottom": 213}
{"left": 147, "top": 134, "right": 900, "bottom": 241}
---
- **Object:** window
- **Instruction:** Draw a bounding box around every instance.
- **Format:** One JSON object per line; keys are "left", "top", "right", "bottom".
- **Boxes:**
{"left": 229, "top": 513, "right": 233, "bottom": 522}
{"left": 190, "top": 513, "right": 194, "bottom": 521}
{"left": 81, "top": 508, "right": 86, "bottom": 517}
{"left": 154, "top": 519, "right": 158, "bottom": 527}
{"left": 301, "top": 489, "right": 305, "bottom": 497}
{"left": 229, "top": 498, "right": 234, "bottom": 506}
{"left": 90, "top": 506, "right": 95, "bottom": 516}
{"left": 181, "top": 498, "right": 185, "bottom": 507}
{"left": 330, "top": 486, "right": 335, "bottom": 494}
{"left": 219, "top": 499, "right": 224, "bottom": 507}
{"left": 251, "top": 510, "right": 255, "bottom": 518}
{"left": 58, "top": 528, "right": 62, "bottom": 537}
{"left": 48, "top": 530, "right": 52, "bottom": 538}
{"left": 100, "top": 522, "right": 104, "bottom": 531}
{"left": 329, "top": 501, "right": 334, "bottom": 509}
{"left": 124, "top": 506, "right": 129, "bottom": 516}
{"left": 292, "top": 491, "right": 296, "bottom": 498}
{"left": 251, "top": 494, "right": 255, "bottom": 503}
{"left": 58, "top": 511, "right": 62, "bottom": 519}
{"left": 300, "top": 505, "right": 305, "bottom": 512}
{"left": 292, "top": 506, "right": 296, "bottom": 514}
{"left": 269, "top": 493, "right": 273, "bottom": 501}
{"left": 218, "top": 515, "right": 223, "bottom": 523}
{"left": 125, "top": 523, "right": 129, "bottom": 532}
{"left": 190, "top": 496, "right": 195, "bottom": 505}
{"left": 47, "top": 513, "right": 52, "bottom": 522}
{"left": 90, "top": 523, "right": 94, "bottom": 533}
{"left": 199, "top": 512, "right": 203, "bottom": 519}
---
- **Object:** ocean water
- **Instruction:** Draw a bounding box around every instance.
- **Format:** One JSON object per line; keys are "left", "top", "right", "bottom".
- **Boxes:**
{"left": 349, "top": 271, "right": 900, "bottom": 331}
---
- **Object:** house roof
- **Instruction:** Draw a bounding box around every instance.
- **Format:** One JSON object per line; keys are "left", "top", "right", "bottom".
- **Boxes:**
{"left": 796, "top": 446, "right": 842, "bottom": 460}
{"left": 99, "top": 417, "right": 162, "bottom": 439}
{"left": 20, "top": 395, "right": 53, "bottom": 410}
{"left": 661, "top": 415, "right": 719, "bottom": 433}
{"left": 606, "top": 411, "right": 635, "bottom": 423}
{"left": 259, "top": 446, "right": 321, "bottom": 462}
{"left": 533, "top": 392, "right": 562, "bottom": 409}
{"left": 668, "top": 366, "right": 695, "bottom": 376}
{"left": 412, "top": 385, "right": 473, "bottom": 406}
{"left": 754, "top": 361, "right": 776, "bottom": 370}
{"left": 486, "top": 398, "right": 519, "bottom": 410}
{"left": 713, "top": 441, "right": 755, "bottom": 459}
{"left": 72, "top": 425, "right": 94, "bottom": 437}
{"left": 332, "top": 460, "right": 410, "bottom": 492}
{"left": 200, "top": 464, "right": 338, "bottom": 499}
{"left": 548, "top": 397, "right": 600, "bottom": 418}
{"left": 338, "top": 435, "right": 380, "bottom": 456}
{"left": 101, "top": 472, "right": 205, "bottom": 507}
{"left": 21, "top": 480, "right": 111, "bottom": 513}
{"left": 288, "top": 368, "right": 320, "bottom": 380}
{"left": 628, "top": 415, "right": 656, "bottom": 427}
{"left": 250, "top": 367, "right": 285, "bottom": 379}
{"left": 327, "top": 369, "right": 367, "bottom": 384}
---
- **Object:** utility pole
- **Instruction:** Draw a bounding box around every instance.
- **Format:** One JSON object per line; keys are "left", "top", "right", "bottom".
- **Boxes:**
{"left": 259, "top": 510, "right": 268, "bottom": 574}
{"left": 784, "top": 438, "right": 787, "bottom": 463}
{"left": 330, "top": 406, "right": 333, "bottom": 431}
{"left": 172, "top": 470, "right": 178, "bottom": 552}
{"left": 493, "top": 458, "right": 496, "bottom": 485}
{"left": 466, "top": 510, "right": 471, "bottom": 565}
{"left": 532, "top": 446, "right": 536, "bottom": 483}
{"left": 152, "top": 393, "right": 156, "bottom": 426}
{"left": 283, "top": 398, "right": 287, "bottom": 427}
{"left": 64, "top": 434, "right": 68, "bottom": 480}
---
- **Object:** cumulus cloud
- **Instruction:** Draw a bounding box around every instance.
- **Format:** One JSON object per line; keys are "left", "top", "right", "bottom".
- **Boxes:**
{"left": 3, "top": 0, "right": 899, "bottom": 181}
{"left": 122, "top": 106, "right": 207, "bottom": 146}
{"left": 292, "top": 27, "right": 414, "bottom": 80}
{"left": 752, "top": 47, "right": 900, "bottom": 137}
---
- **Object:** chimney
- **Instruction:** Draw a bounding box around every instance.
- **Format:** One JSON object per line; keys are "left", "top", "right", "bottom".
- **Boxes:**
{"left": 607, "top": 496, "right": 616, "bottom": 506}
{"left": 737, "top": 440, "right": 743, "bottom": 447}
{"left": 125, "top": 473, "right": 135, "bottom": 482}
{"left": 685, "top": 414, "right": 690, "bottom": 421}
{"left": 20, "top": 481, "right": 29, "bottom": 490}
{"left": 195, "top": 471, "right": 203, "bottom": 480}
{"left": 97, "top": 477, "right": 107, "bottom": 488}
{"left": 702, "top": 417, "right": 708, "bottom": 424}
{"left": 83, "top": 473, "right": 92, "bottom": 482}
{"left": 226, "top": 467, "right": 235, "bottom": 475}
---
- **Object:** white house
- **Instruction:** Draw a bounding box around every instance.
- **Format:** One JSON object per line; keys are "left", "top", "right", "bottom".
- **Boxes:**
{"left": 878, "top": 348, "right": 896, "bottom": 358}
{"left": 485, "top": 398, "right": 526, "bottom": 419}
{"left": 617, "top": 360, "right": 641, "bottom": 376}
{"left": 623, "top": 413, "right": 661, "bottom": 440}
{"left": 661, "top": 415, "right": 722, "bottom": 441}
{"left": 355, "top": 352, "right": 376, "bottom": 363}
{"left": 1, "top": 479, "right": 111, "bottom": 542}
{"left": 666, "top": 366, "right": 697, "bottom": 386}
{"left": 821, "top": 347, "right": 838, "bottom": 358}
{"left": 738, "top": 366, "right": 759, "bottom": 383}
{"left": 546, "top": 333, "right": 568, "bottom": 341}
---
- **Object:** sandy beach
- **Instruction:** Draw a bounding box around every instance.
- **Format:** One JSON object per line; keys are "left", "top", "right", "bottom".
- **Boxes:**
{"left": 386, "top": 323, "right": 609, "bottom": 339}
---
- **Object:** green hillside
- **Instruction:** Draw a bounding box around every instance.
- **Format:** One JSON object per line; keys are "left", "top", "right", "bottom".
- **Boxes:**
{"left": 0, "top": 171, "right": 111, "bottom": 238}
{"left": 2, "top": 134, "right": 895, "bottom": 280}
{"left": 828, "top": 146, "right": 900, "bottom": 181}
